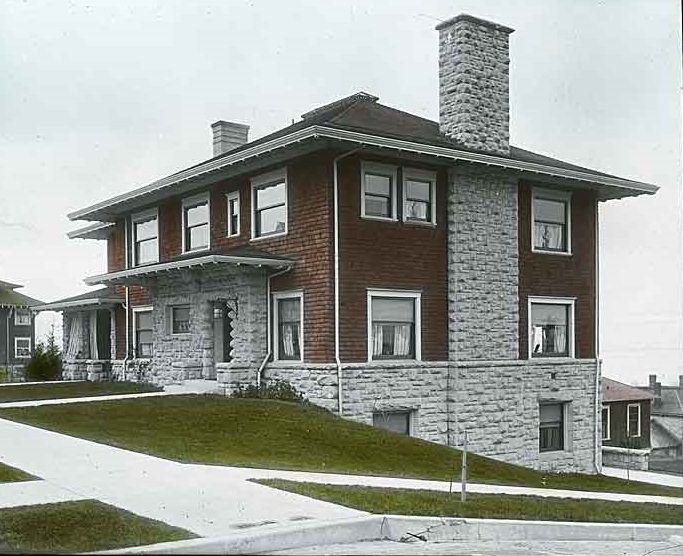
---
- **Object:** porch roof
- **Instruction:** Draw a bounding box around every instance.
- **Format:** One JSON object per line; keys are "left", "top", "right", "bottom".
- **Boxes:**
{"left": 33, "top": 286, "right": 124, "bottom": 312}
{"left": 84, "top": 251, "right": 293, "bottom": 286}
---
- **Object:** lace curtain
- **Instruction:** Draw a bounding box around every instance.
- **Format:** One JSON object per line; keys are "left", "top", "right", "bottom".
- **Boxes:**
{"left": 534, "top": 222, "right": 563, "bottom": 250}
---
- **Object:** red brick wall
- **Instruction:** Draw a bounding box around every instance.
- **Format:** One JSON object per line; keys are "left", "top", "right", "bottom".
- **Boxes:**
{"left": 107, "top": 221, "right": 125, "bottom": 272}
{"left": 518, "top": 182, "right": 596, "bottom": 359}
{"left": 211, "top": 151, "right": 335, "bottom": 363}
{"left": 337, "top": 155, "right": 448, "bottom": 362}
{"left": 114, "top": 304, "right": 126, "bottom": 359}
{"left": 159, "top": 197, "right": 182, "bottom": 261}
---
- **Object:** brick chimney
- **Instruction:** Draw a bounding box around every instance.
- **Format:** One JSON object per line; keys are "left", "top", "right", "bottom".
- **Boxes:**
{"left": 436, "top": 14, "right": 514, "bottom": 155}
{"left": 211, "top": 121, "right": 249, "bottom": 157}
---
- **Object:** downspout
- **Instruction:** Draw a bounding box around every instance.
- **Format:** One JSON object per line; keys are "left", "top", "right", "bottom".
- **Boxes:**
{"left": 123, "top": 216, "right": 130, "bottom": 367}
{"left": 333, "top": 149, "right": 359, "bottom": 416}
{"left": 258, "top": 265, "right": 293, "bottom": 388}
{"left": 594, "top": 199, "right": 601, "bottom": 473}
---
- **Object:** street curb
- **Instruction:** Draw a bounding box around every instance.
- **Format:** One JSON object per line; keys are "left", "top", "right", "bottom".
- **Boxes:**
{"left": 94, "top": 515, "right": 683, "bottom": 554}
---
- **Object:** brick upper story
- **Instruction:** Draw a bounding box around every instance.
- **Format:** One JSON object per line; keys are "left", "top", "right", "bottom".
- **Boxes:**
{"left": 105, "top": 147, "right": 598, "bottom": 364}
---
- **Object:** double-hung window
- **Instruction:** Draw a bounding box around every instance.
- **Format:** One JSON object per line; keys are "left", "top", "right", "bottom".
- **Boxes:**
{"left": 539, "top": 402, "right": 564, "bottom": 452}
{"left": 171, "top": 306, "right": 191, "bottom": 334}
{"left": 367, "top": 290, "right": 421, "bottom": 361}
{"left": 14, "top": 337, "right": 31, "bottom": 359}
{"left": 529, "top": 297, "right": 575, "bottom": 358}
{"left": 602, "top": 405, "right": 611, "bottom": 441}
{"left": 403, "top": 168, "right": 436, "bottom": 224}
{"left": 132, "top": 209, "right": 159, "bottom": 266}
{"left": 252, "top": 169, "right": 287, "bottom": 239}
{"left": 14, "top": 308, "right": 30, "bottom": 326}
{"left": 182, "top": 194, "right": 210, "bottom": 252}
{"left": 627, "top": 403, "right": 641, "bottom": 437}
{"left": 273, "top": 292, "right": 303, "bottom": 361}
{"left": 226, "top": 191, "right": 240, "bottom": 237}
{"left": 134, "top": 308, "right": 153, "bottom": 358}
{"left": 532, "top": 189, "right": 571, "bottom": 254}
{"left": 361, "top": 162, "right": 397, "bottom": 220}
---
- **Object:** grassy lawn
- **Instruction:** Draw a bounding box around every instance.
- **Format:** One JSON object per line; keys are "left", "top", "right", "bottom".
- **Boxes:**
{"left": 0, "top": 381, "right": 161, "bottom": 403}
{"left": 0, "top": 462, "right": 35, "bottom": 483}
{"left": 0, "top": 500, "right": 194, "bottom": 553}
{"left": 0, "top": 395, "right": 681, "bottom": 498}
{"left": 259, "top": 480, "right": 683, "bottom": 525}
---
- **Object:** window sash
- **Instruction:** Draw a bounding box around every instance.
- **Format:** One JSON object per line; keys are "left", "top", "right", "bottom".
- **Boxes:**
{"left": 255, "top": 181, "right": 286, "bottom": 210}
{"left": 627, "top": 404, "right": 641, "bottom": 437}
{"left": 405, "top": 178, "right": 433, "bottom": 222}
{"left": 371, "top": 297, "right": 415, "bottom": 359}
{"left": 14, "top": 309, "right": 30, "bottom": 326}
{"left": 530, "top": 303, "right": 570, "bottom": 358}
{"left": 227, "top": 195, "right": 240, "bottom": 237}
{"left": 533, "top": 196, "right": 569, "bottom": 252}
{"left": 276, "top": 296, "right": 302, "bottom": 360}
{"left": 172, "top": 307, "right": 190, "bottom": 334}
{"left": 539, "top": 403, "right": 564, "bottom": 452}
{"left": 15, "top": 338, "right": 31, "bottom": 358}
{"left": 373, "top": 411, "right": 411, "bottom": 435}
{"left": 364, "top": 173, "right": 393, "bottom": 218}
{"left": 602, "top": 406, "right": 610, "bottom": 440}
{"left": 183, "top": 201, "right": 209, "bottom": 251}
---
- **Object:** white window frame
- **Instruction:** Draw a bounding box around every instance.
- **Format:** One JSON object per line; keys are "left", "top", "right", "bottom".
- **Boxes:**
{"left": 539, "top": 401, "right": 571, "bottom": 453}
{"left": 132, "top": 306, "right": 153, "bottom": 359}
{"left": 367, "top": 289, "right": 421, "bottom": 362}
{"left": 181, "top": 192, "right": 211, "bottom": 254}
{"left": 226, "top": 190, "right": 240, "bottom": 237}
{"left": 627, "top": 403, "right": 642, "bottom": 438}
{"left": 251, "top": 168, "right": 288, "bottom": 241}
{"left": 14, "top": 308, "right": 31, "bottom": 326}
{"left": 131, "top": 207, "right": 159, "bottom": 266}
{"left": 272, "top": 290, "right": 304, "bottom": 362}
{"left": 528, "top": 296, "right": 576, "bottom": 359}
{"left": 402, "top": 167, "right": 437, "bottom": 226}
{"left": 602, "top": 404, "right": 611, "bottom": 441}
{"left": 531, "top": 188, "right": 572, "bottom": 255}
{"left": 14, "top": 337, "right": 31, "bottom": 359}
{"left": 360, "top": 161, "right": 398, "bottom": 221}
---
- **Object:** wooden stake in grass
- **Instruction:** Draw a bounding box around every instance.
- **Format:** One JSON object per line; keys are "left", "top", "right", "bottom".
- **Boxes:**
{"left": 461, "top": 431, "right": 468, "bottom": 503}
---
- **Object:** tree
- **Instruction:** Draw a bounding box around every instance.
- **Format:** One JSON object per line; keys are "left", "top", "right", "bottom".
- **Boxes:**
{"left": 25, "top": 324, "right": 61, "bottom": 381}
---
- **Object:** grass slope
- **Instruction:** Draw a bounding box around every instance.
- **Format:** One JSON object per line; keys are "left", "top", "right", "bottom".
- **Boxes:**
{"left": 0, "top": 395, "right": 680, "bottom": 497}
{"left": 0, "top": 462, "right": 35, "bottom": 483}
{"left": 0, "top": 500, "right": 194, "bottom": 553}
{"left": 259, "top": 480, "right": 683, "bottom": 525}
{"left": 0, "top": 381, "right": 161, "bottom": 403}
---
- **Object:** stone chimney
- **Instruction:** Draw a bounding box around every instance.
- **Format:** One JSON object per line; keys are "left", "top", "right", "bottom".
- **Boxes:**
{"left": 436, "top": 14, "right": 514, "bottom": 155}
{"left": 211, "top": 121, "right": 249, "bottom": 157}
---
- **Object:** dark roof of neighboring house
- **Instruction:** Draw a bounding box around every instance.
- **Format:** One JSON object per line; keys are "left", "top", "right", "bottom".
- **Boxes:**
{"left": 0, "top": 281, "right": 42, "bottom": 308}
{"left": 603, "top": 377, "right": 655, "bottom": 403}
{"left": 69, "top": 92, "right": 657, "bottom": 222}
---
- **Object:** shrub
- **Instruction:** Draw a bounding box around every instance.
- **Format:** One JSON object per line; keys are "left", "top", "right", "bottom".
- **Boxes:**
{"left": 25, "top": 326, "right": 61, "bottom": 382}
{"left": 231, "top": 378, "right": 303, "bottom": 402}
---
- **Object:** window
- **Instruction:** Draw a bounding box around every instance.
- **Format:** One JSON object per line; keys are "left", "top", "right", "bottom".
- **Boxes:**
{"left": 539, "top": 403, "right": 564, "bottom": 452}
{"left": 367, "top": 290, "right": 421, "bottom": 361}
{"left": 252, "top": 168, "right": 287, "bottom": 239}
{"left": 132, "top": 209, "right": 159, "bottom": 266}
{"left": 529, "top": 297, "right": 575, "bottom": 358}
{"left": 226, "top": 191, "right": 240, "bottom": 237}
{"left": 14, "top": 309, "right": 30, "bottom": 326}
{"left": 14, "top": 337, "right": 31, "bottom": 359}
{"left": 134, "top": 308, "right": 153, "bottom": 358}
{"left": 171, "top": 306, "right": 190, "bottom": 334}
{"left": 182, "top": 194, "right": 210, "bottom": 252}
{"left": 627, "top": 403, "right": 641, "bottom": 437}
{"left": 273, "top": 292, "right": 303, "bottom": 361}
{"left": 373, "top": 411, "right": 411, "bottom": 435}
{"left": 602, "top": 405, "right": 610, "bottom": 441}
{"left": 403, "top": 168, "right": 436, "bottom": 224}
{"left": 361, "top": 162, "right": 397, "bottom": 220}
{"left": 532, "top": 189, "right": 571, "bottom": 254}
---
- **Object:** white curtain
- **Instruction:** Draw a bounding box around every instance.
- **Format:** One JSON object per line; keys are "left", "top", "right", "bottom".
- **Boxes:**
{"left": 553, "top": 327, "right": 566, "bottom": 354}
{"left": 535, "top": 223, "right": 563, "bottom": 250}
{"left": 373, "top": 324, "right": 383, "bottom": 357}
{"left": 66, "top": 316, "right": 83, "bottom": 360}
{"left": 393, "top": 325, "right": 410, "bottom": 357}
{"left": 282, "top": 325, "right": 295, "bottom": 358}
{"left": 531, "top": 326, "right": 543, "bottom": 354}
{"left": 89, "top": 310, "right": 98, "bottom": 360}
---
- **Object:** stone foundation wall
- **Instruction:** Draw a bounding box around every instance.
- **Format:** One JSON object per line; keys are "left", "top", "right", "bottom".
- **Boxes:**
{"left": 265, "top": 363, "right": 340, "bottom": 413}
{"left": 602, "top": 447, "right": 650, "bottom": 471}
{"left": 452, "top": 359, "right": 599, "bottom": 473}
{"left": 111, "top": 359, "right": 156, "bottom": 383}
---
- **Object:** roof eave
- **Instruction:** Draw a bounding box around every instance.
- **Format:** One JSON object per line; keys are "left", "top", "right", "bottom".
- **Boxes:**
{"left": 69, "top": 125, "right": 658, "bottom": 221}
{"left": 33, "top": 298, "right": 124, "bottom": 312}
{"left": 67, "top": 222, "right": 116, "bottom": 240}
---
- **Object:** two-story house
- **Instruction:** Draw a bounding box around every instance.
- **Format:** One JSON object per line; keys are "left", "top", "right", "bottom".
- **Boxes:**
{"left": 41, "top": 14, "right": 657, "bottom": 473}
{"left": 0, "top": 279, "right": 42, "bottom": 378}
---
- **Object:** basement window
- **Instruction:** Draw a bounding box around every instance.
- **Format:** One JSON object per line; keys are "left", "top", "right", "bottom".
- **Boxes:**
{"left": 361, "top": 162, "right": 397, "bottom": 220}
{"left": 532, "top": 189, "right": 571, "bottom": 254}
{"left": 539, "top": 402, "right": 565, "bottom": 452}
{"left": 627, "top": 403, "right": 641, "bottom": 437}
{"left": 14, "top": 337, "right": 31, "bottom": 359}
{"left": 373, "top": 410, "right": 412, "bottom": 436}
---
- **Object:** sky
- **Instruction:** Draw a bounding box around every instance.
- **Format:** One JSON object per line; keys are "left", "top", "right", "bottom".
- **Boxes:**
{"left": 1, "top": 0, "right": 681, "bottom": 386}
